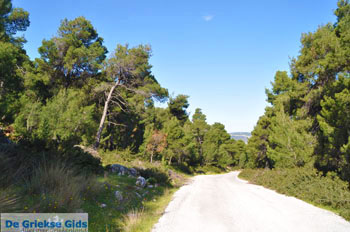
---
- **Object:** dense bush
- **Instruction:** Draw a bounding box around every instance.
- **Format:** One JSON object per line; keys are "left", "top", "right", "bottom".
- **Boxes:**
{"left": 0, "top": 141, "right": 103, "bottom": 187}
{"left": 136, "top": 166, "right": 170, "bottom": 185}
{"left": 63, "top": 147, "right": 103, "bottom": 174}
{"left": 0, "top": 137, "right": 103, "bottom": 213}
{"left": 195, "top": 165, "right": 224, "bottom": 174}
{"left": 0, "top": 143, "right": 45, "bottom": 188}
{"left": 239, "top": 168, "right": 350, "bottom": 220}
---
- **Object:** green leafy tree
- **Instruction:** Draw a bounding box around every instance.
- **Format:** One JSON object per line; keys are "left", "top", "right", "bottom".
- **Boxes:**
{"left": 36, "top": 16, "right": 107, "bottom": 93}
{"left": 182, "top": 121, "right": 199, "bottom": 168}
{"left": 202, "top": 123, "right": 231, "bottom": 166}
{"left": 0, "top": 0, "right": 30, "bottom": 123}
{"left": 247, "top": 1, "right": 350, "bottom": 181}
{"left": 267, "top": 99, "right": 316, "bottom": 168}
{"left": 0, "top": 41, "right": 28, "bottom": 122}
{"left": 233, "top": 140, "right": 248, "bottom": 168}
{"left": 14, "top": 89, "right": 97, "bottom": 147}
{"left": 217, "top": 140, "right": 237, "bottom": 168}
{"left": 94, "top": 44, "right": 168, "bottom": 149}
{"left": 0, "top": 0, "right": 29, "bottom": 42}
{"left": 191, "top": 108, "right": 210, "bottom": 164}
{"left": 266, "top": 71, "right": 308, "bottom": 115}
{"left": 163, "top": 117, "right": 185, "bottom": 165}
{"left": 168, "top": 94, "right": 189, "bottom": 123}
{"left": 246, "top": 108, "right": 273, "bottom": 168}
{"left": 316, "top": 86, "right": 350, "bottom": 181}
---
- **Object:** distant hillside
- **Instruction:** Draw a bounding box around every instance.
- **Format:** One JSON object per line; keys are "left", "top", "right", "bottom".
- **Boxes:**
{"left": 230, "top": 132, "right": 251, "bottom": 143}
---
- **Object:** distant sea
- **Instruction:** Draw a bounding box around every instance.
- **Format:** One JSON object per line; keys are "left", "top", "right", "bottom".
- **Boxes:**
{"left": 229, "top": 132, "right": 251, "bottom": 144}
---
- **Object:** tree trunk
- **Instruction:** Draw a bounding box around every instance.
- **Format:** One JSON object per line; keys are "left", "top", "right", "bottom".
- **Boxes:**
{"left": 168, "top": 155, "right": 173, "bottom": 165}
{"left": 150, "top": 149, "right": 154, "bottom": 163}
{"left": 94, "top": 80, "right": 120, "bottom": 150}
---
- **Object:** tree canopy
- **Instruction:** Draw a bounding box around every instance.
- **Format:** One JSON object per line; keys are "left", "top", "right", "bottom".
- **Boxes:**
{"left": 246, "top": 0, "right": 350, "bottom": 183}
{"left": 1, "top": 1, "right": 245, "bottom": 174}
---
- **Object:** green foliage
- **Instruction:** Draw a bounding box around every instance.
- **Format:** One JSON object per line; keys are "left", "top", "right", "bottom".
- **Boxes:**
{"left": 168, "top": 94, "right": 189, "bottom": 123}
{"left": 202, "top": 123, "right": 232, "bottom": 168}
{"left": 106, "top": 44, "right": 152, "bottom": 86}
{"left": 316, "top": 85, "right": 350, "bottom": 181}
{"left": 0, "top": 0, "right": 30, "bottom": 42}
{"left": 0, "top": 39, "right": 29, "bottom": 123}
{"left": 137, "top": 167, "right": 170, "bottom": 185}
{"left": 191, "top": 108, "right": 210, "bottom": 163}
{"left": 195, "top": 165, "right": 224, "bottom": 174}
{"left": 14, "top": 89, "right": 97, "bottom": 146}
{"left": 246, "top": 109, "right": 273, "bottom": 168}
{"left": 266, "top": 71, "right": 308, "bottom": 115}
{"left": 83, "top": 173, "right": 178, "bottom": 232}
{"left": 138, "top": 104, "right": 243, "bottom": 171}
{"left": 0, "top": 2, "right": 195, "bottom": 230}
{"left": 0, "top": 1, "right": 245, "bottom": 184}
{"left": 147, "top": 177, "right": 157, "bottom": 185}
{"left": 36, "top": 16, "right": 107, "bottom": 92}
{"left": 94, "top": 44, "right": 168, "bottom": 151}
{"left": 245, "top": 1, "right": 350, "bottom": 182}
{"left": 0, "top": 139, "right": 102, "bottom": 213}
{"left": 163, "top": 116, "right": 185, "bottom": 164}
{"left": 267, "top": 101, "right": 316, "bottom": 168}
{"left": 239, "top": 168, "right": 350, "bottom": 221}
{"left": 22, "top": 161, "right": 99, "bottom": 213}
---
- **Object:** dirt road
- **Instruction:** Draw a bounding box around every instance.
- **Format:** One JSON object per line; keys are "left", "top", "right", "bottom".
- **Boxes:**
{"left": 152, "top": 172, "right": 350, "bottom": 232}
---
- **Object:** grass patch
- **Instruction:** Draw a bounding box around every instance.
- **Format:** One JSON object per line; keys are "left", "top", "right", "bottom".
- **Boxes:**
{"left": 20, "top": 161, "right": 100, "bottom": 213}
{"left": 81, "top": 150, "right": 188, "bottom": 231}
{"left": 0, "top": 146, "right": 187, "bottom": 231}
{"left": 121, "top": 188, "right": 177, "bottom": 232}
{"left": 239, "top": 168, "right": 350, "bottom": 221}
{"left": 82, "top": 173, "right": 180, "bottom": 231}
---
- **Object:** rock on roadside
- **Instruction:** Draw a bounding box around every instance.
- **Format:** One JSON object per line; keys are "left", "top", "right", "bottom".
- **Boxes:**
{"left": 115, "top": 191, "right": 123, "bottom": 201}
{"left": 110, "top": 164, "right": 138, "bottom": 177}
{"left": 136, "top": 176, "right": 147, "bottom": 188}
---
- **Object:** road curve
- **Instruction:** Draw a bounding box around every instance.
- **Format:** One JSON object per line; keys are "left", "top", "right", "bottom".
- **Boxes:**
{"left": 152, "top": 171, "right": 350, "bottom": 232}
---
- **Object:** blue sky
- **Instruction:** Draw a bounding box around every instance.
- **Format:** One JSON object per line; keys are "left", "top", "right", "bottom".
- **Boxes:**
{"left": 13, "top": 0, "right": 338, "bottom": 132}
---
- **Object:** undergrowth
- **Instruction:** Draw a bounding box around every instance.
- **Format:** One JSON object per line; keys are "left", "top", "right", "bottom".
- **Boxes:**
{"left": 239, "top": 168, "right": 350, "bottom": 221}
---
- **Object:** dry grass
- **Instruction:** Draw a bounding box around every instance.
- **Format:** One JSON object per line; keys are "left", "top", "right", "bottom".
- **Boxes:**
{"left": 22, "top": 161, "right": 101, "bottom": 213}
{"left": 122, "top": 208, "right": 145, "bottom": 232}
{"left": 0, "top": 188, "right": 20, "bottom": 213}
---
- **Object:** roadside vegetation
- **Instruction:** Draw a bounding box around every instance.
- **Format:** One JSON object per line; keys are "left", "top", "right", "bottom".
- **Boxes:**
{"left": 239, "top": 168, "right": 350, "bottom": 220}
{"left": 235, "top": 0, "right": 350, "bottom": 221}
{"left": 243, "top": 0, "right": 350, "bottom": 183}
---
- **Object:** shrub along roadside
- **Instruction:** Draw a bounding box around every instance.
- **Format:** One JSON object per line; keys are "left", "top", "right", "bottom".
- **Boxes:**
{"left": 21, "top": 161, "right": 101, "bottom": 213}
{"left": 0, "top": 139, "right": 188, "bottom": 231}
{"left": 239, "top": 168, "right": 350, "bottom": 221}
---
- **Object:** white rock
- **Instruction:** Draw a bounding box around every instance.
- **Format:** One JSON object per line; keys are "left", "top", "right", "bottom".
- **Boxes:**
{"left": 135, "top": 192, "right": 142, "bottom": 198}
{"left": 136, "top": 176, "right": 146, "bottom": 188}
{"left": 115, "top": 191, "right": 123, "bottom": 201}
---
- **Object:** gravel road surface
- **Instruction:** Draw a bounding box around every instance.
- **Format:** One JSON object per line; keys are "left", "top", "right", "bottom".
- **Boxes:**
{"left": 152, "top": 171, "right": 350, "bottom": 232}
